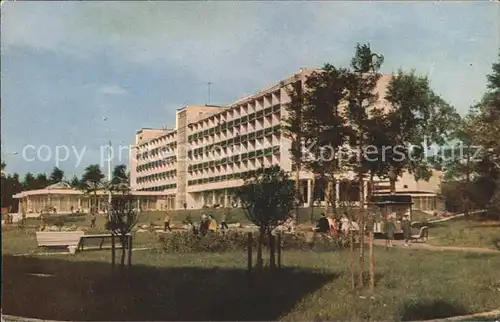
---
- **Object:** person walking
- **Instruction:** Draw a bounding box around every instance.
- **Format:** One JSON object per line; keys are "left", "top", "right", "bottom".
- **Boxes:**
{"left": 164, "top": 213, "right": 172, "bottom": 232}
{"left": 402, "top": 214, "right": 412, "bottom": 246}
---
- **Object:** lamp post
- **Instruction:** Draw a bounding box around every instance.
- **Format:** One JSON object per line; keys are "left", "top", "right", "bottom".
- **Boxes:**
{"left": 103, "top": 116, "right": 113, "bottom": 216}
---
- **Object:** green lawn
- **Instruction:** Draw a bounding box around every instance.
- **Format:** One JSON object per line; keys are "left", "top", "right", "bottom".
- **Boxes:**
{"left": 427, "top": 217, "right": 500, "bottom": 250}
{"left": 2, "top": 222, "right": 500, "bottom": 321}
{"left": 3, "top": 249, "right": 500, "bottom": 321}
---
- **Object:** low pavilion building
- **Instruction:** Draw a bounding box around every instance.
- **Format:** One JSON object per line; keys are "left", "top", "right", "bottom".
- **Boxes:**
{"left": 13, "top": 182, "right": 167, "bottom": 215}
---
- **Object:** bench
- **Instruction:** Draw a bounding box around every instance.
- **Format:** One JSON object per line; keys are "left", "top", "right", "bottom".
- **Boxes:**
{"left": 36, "top": 231, "right": 85, "bottom": 253}
{"left": 77, "top": 233, "right": 131, "bottom": 251}
{"left": 411, "top": 226, "right": 429, "bottom": 243}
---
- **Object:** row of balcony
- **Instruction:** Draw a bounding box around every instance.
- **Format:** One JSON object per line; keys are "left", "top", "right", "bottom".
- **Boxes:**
{"left": 137, "top": 142, "right": 177, "bottom": 161}
{"left": 188, "top": 105, "right": 281, "bottom": 142}
{"left": 189, "top": 92, "right": 281, "bottom": 131}
{"left": 138, "top": 183, "right": 177, "bottom": 192}
{"left": 188, "top": 146, "right": 280, "bottom": 171}
{"left": 187, "top": 167, "right": 276, "bottom": 186}
{"left": 140, "top": 131, "right": 177, "bottom": 151}
{"left": 137, "top": 156, "right": 177, "bottom": 173}
{"left": 136, "top": 169, "right": 177, "bottom": 184}
{"left": 188, "top": 125, "right": 281, "bottom": 158}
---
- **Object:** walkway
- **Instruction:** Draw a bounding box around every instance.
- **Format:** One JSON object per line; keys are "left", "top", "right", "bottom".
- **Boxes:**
{"left": 372, "top": 239, "right": 499, "bottom": 254}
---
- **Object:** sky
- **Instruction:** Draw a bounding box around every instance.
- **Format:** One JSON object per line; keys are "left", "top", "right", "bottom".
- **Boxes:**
{"left": 1, "top": 1, "right": 499, "bottom": 179}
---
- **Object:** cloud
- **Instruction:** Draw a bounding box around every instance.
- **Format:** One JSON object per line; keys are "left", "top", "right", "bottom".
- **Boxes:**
{"left": 99, "top": 84, "right": 127, "bottom": 95}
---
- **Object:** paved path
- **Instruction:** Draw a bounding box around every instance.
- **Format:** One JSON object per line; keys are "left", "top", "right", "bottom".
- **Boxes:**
{"left": 372, "top": 239, "right": 499, "bottom": 254}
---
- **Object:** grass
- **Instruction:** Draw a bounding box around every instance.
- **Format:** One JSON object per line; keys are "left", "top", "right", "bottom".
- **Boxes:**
{"left": 426, "top": 216, "right": 500, "bottom": 250}
{"left": 2, "top": 247, "right": 500, "bottom": 321}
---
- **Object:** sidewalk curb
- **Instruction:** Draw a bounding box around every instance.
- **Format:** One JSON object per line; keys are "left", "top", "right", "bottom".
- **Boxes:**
{"left": 414, "top": 309, "right": 500, "bottom": 322}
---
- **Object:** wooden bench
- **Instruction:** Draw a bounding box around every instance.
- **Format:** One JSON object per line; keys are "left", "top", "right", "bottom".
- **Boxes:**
{"left": 36, "top": 231, "right": 85, "bottom": 252}
{"left": 77, "top": 233, "right": 131, "bottom": 251}
{"left": 411, "top": 226, "right": 429, "bottom": 243}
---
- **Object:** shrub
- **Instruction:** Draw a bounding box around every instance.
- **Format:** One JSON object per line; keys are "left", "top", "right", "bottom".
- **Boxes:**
{"left": 159, "top": 231, "right": 351, "bottom": 253}
{"left": 54, "top": 217, "right": 65, "bottom": 228}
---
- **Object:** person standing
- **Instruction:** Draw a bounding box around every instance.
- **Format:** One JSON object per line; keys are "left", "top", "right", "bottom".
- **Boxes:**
{"left": 164, "top": 213, "right": 172, "bottom": 232}
{"left": 90, "top": 212, "right": 96, "bottom": 228}
{"left": 385, "top": 213, "right": 396, "bottom": 248}
{"left": 402, "top": 214, "right": 412, "bottom": 246}
{"left": 220, "top": 212, "right": 229, "bottom": 230}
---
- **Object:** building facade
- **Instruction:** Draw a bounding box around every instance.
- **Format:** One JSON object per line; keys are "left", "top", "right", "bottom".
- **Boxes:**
{"left": 130, "top": 68, "right": 443, "bottom": 211}
{"left": 13, "top": 182, "right": 166, "bottom": 215}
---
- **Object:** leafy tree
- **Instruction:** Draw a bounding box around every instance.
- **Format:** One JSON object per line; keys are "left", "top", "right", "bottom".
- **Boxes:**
{"left": 235, "top": 165, "right": 295, "bottom": 269}
{"left": 0, "top": 163, "right": 22, "bottom": 212}
{"left": 384, "top": 70, "right": 459, "bottom": 192}
{"left": 282, "top": 76, "right": 307, "bottom": 220}
{"left": 468, "top": 50, "right": 500, "bottom": 217}
{"left": 301, "top": 64, "right": 351, "bottom": 216}
{"left": 344, "top": 43, "right": 385, "bottom": 287}
{"left": 111, "top": 164, "right": 129, "bottom": 186}
{"left": 34, "top": 173, "right": 49, "bottom": 189}
{"left": 70, "top": 175, "right": 84, "bottom": 190}
{"left": 82, "top": 164, "right": 105, "bottom": 213}
{"left": 22, "top": 172, "right": 36, "bottom": 190}
{"left": 49, "top": 166, "right": 65, "bottom": 184}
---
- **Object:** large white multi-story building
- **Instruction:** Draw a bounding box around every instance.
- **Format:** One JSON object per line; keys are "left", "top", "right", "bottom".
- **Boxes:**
{"left": 130, "top": 68, "right": 443, "bottom": 211}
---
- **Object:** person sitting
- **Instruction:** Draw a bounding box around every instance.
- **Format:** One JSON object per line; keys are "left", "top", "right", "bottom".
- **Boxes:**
{"left": 315, "top": 213, "right": 330, "bottom": 234}
{"left": 208, "top": 215, "right": 218, "bottom": 232}
{"left": 200, "top": 214, "right": 210, "bottom": 235}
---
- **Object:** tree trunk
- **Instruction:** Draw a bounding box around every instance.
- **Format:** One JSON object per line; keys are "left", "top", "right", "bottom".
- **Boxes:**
{"left": 256, "top": 229, "right": 264, "bottom": 269}
{"left": 465, "top": 144, "right": 471, "bottom": 216}
{"left": 358, "top": 213, "right": 365, "bottom": 288}
{"left": 324, "top": 178, "right": 336, "bottom": 216}
{"left": 111, "top": 233, "right": 116, "bottom": 271}
{"left": 369, "top": 231, "right": 375, "bottom": 292}
{"left": 128, "top": 235, "right": 132, "bottom": 269}
{"left": 358, "top": 176, "right": 365, "bottom": 288}
{"left": 269, "top": 231, "right": 276, "bottom": 269}
{"left": 369, "top": 173, "right": 375, "bottom": 200}
{"left": 310, "top": 177, "right": 316, "bottom": 223}
{"left": 120, "top": 235, "right": 127, "bottom": 271}
{"left": 350, "top": 231, "right": 356, "bottom": 290}
{"left": 295, "top": 166, "right": 301, "bottom": 222}
{"left": 390, "top": 178, "right": 396, "bottom": 195}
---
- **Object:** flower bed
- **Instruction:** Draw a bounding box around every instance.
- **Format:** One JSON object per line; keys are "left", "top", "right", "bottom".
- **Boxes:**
{"left": 158, "top": 230, "right": 352, "bottom": 253}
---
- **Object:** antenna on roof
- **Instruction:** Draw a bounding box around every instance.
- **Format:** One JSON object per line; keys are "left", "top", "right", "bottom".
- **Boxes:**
{"left": 207, "top": 81, "right": 212, "bottom": 105}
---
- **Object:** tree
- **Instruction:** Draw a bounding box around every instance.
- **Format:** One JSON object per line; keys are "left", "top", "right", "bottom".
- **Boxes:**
{"left": 70, "top": 175, "right": 85, "bottom": 190}
{"left": 106, "top": 186, "right": 139, "bottom": 272}
{"left": 282, "top": 76, "right": 307, "bottom": 221}
{"left": 344, "top": 43, "right": 385, "bottom": 288}
{"left": 49, "top": 166, "right": 65, "bottom": 184}
{"left": 384, "top": 70, "right": 459, "bottom": 192}
{"left": 469, "top": 50, "right": 500, "bottom": 217}
{"left": 301, "top": 64, "right": 351, "bottom": 216}
{"left": 0, "top": 163, "right": 22, "bottom": 212}
{"left": 22, "top": 173, "right": 36, "bottom": 190}
{"left": 82, "top": 164, "right": 105, "bottom": 213}
{"left": 34, "top": 173, "right": 49, "bottom": 190}
{"left": 235, "top": 165, "right": 295, "bottom": 269}
{"left": 111, "top": 164, "right": 129, "bottom": 186}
